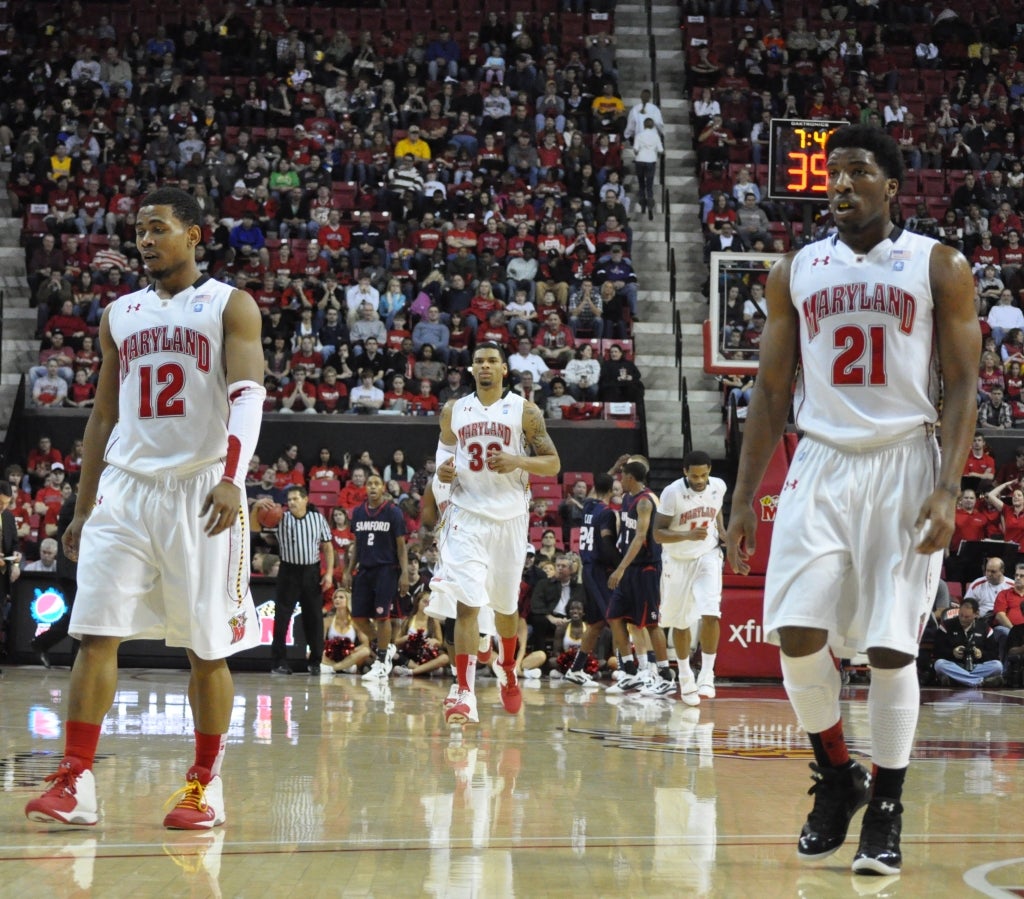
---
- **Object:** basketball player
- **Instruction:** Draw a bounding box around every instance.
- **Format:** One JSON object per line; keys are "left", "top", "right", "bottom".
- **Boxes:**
{"left": 429, "top": 342, "right": 561, "bottom": 725}
{"left": 565, "top": 472, "right": 619, "bottom": 687}
{"left": 605, "top": 460, "right": 671, "bottom": 694}
{"left": 725, "top": 125, "right": 980, "bottom": 876}
{"left": 654, "top": 450, "right": 727, "bottom": 704}
{"left": 26, "top": 187, "right": 266, "bottom": 829}
{"left": 346, "top": 474, "right": 410, "bottom": 681}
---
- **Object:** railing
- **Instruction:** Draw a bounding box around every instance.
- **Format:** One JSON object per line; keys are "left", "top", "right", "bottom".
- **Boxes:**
{"left": 668, "top": 246, "right": 677, "bottom": 323}
{"left": 646, "top": 0, "right": 656, "bottom": 84}
{"left": 1, "top": 374, "right": 26, "bottom": 471}
{"left": 681, "top": 376, "right": 693, "bottom": 457}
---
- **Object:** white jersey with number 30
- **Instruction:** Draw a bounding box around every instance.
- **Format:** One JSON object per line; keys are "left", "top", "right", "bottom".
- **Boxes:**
{"left": 789, "top": 229, "right": 938, "bottom": 447}
{"left": 104, "top": 276, "right": 231, "bottom": 476}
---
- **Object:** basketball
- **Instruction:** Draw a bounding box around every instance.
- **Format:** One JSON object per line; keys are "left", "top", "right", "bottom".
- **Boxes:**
{"left": 256, "top": 503, "right": 284, "bottom": 530}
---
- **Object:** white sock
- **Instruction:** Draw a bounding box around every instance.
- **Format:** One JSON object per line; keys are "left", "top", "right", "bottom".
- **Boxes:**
{"left": 467, "top": 656, "right": 477, "bottom": 690}
{"left": 701, "top": 652, "right": 717, "bottom": 676}
{"left": 868, "top": 665, "right": 920, "bottom": 769}
{"left": 679, "top": 657, "right": 693, "bottom": 679}
{"left": 780, "top": 647, "right": 842, "bottom": 734}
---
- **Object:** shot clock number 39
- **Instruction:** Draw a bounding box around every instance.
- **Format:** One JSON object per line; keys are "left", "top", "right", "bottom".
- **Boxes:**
{"left": 767, "top": 118, "right": 848, "bottom": 202}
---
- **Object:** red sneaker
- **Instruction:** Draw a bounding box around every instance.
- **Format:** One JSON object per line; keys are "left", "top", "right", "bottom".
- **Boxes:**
{"left": 494, "top": 664, "right": 522, "bottom": 714}
{"left": 444, "top": 690, "right": 479, "bottom": 725}
{"left": 25, "top": 758, "right": 98, "bottom": 826}
{"left": 163, "top": 767, "right": 225, "bottom": 830}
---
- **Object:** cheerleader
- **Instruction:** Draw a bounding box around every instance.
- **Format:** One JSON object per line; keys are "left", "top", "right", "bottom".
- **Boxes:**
{"left": 553, "top": 599, "right": 598, "bottom": 676}
{"left": 322, "top": 588, "right": 373, "bottom": 674}
{"left": 393, "top": 590, "right": 450, "bottom": 676}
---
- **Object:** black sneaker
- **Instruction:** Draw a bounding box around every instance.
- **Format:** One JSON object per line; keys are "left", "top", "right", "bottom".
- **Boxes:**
{"left": 271, "top": 664, "right": 292, "bottom": 676}
{"left": 852, "top": 798, "right": 903, "bottom": 876}
{"left": 797, "top": 761, "right": 872, "bottom": 860}
{"left": 308, "top": 664, "right": 321, "bottom": 676}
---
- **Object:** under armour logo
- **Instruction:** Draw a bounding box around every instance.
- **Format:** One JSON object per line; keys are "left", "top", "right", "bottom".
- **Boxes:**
{"left": 812, "top": 256, "right": 830, "bottom": 266}
{"left": 879, "top": 801, "right": 896, "bottom": 813}
{"left": 126, "top": 303, "right": 141, "bottom": 313}
{"left": 784, "top": 479, "right": 798, "bottom": 491}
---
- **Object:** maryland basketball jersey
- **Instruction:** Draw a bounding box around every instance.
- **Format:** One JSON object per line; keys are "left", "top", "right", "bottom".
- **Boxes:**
{"left": 450, "top": 390, "right": 531, "bottom": 521}
{"left": 658, "top": 476, "right": 726, "bottom": 561}
{"left": 104, "top": 276, "right": 231, "bottom": 476}
{"left": 789, "top": 228, "right": 938, "bottom": 446}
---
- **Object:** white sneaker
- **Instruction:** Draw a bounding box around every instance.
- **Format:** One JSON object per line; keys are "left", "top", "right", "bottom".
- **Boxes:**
{"left": 393, "top": 663, "right": 414, "bottom": 676}
{"left": 640, "top": 674, "right": 676, "bottom": 697}
{"left": 679, "top": 675, "right": 701, "bottom": 706}
{"left": 606, "top": 671, "right": 646, "bottom": 694}
{"left": 611, "top": 669, "right": 626, "bottom": 682}
{"left": 522, "top": 668, "right": 541, "bottom": 679}
{"left": 361, "top": 659, "right": 387, "bottom": 681}
{"left": 697, "top": 674, "right": 716, "bottom": 699}
{"left": 382, "top": 643, "right": 397, "bottom": 677}
{"left": 565, "top": 670, "right": 600, "bottom": 688}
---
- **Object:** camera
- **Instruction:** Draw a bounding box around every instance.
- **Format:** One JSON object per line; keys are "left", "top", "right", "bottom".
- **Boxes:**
{"left": 961, "top": 637, "right": 975, "bottom": 672}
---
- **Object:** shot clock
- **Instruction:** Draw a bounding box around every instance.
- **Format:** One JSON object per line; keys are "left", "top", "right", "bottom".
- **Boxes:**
{"left": 767, "top": 118, "right": 848, "bottom": 202}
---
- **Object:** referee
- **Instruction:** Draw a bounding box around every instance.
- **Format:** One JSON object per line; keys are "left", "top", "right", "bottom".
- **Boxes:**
{"left": 270, "top": 485, "right": 334, "bottom": 676}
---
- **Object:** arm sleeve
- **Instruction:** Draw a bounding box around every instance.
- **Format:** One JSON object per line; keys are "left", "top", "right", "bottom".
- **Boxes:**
{"left": 222, "top": 379, "right": 266, "bottom": 488}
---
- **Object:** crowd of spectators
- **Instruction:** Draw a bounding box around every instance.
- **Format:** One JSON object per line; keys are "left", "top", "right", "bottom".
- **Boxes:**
{"left": 688, "top": 2, "right": 1024, "bottom": 389}
{"left": 2, "top": 0, "right": 646, "bottom": 419}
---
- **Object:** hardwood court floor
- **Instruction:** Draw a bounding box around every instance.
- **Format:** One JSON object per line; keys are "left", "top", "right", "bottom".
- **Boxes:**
{"left": 1, "top": 666, "right": 1023, "bottom": 898}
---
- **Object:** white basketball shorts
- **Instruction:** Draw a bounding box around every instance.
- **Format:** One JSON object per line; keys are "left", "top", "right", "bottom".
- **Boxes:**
{"left": 427, "top": 505, "right": 528, "bottom": 618}
{"left": 660, "top": 549, "right": 723, "bottom": 629}
{"left": 70, "top": 463, "right": 260, "bottom": 659}
{"left": 763, "top": 431, "right": 943, "bottom": 659}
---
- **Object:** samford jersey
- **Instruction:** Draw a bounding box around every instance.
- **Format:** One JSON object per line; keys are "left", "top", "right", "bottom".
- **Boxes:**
{"left": 104, "top": 275, "right": 232, "bottom": 476}
{"left": 618, "top": 488, "right": 661, "bottom": 568}
{"left": 351, "top": 499, "right": 406, "bottom": 568}
{"left": 659, "top": 476, "right": 727, "bottom": 561}
{"left": 450, "top": 390, "right": 531, "bottom": 521}
{"left": 790, "top": 228, "right": 939, "bottom": 447}
{"left": 579, "top": 498, "right": 618, "bottom": 566}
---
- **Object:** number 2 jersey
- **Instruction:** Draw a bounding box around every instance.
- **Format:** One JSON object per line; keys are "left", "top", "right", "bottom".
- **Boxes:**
{"left": 790, "top": 227, "right": 939, "bottom": 447}
{"left": 450, "top": 390, "right": 531, "bottom": 521}
{"left": 104, "top": 276, "right": 232, "bottom": 476}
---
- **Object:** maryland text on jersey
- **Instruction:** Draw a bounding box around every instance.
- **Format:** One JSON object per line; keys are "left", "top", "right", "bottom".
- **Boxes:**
{"left": 801, "top": 281, "right": 918, "bottom": 340}
{"left": 455, "top": 418, "right": 515, "bottom": 447}
{"left": 676, "top": 505, "right": 720, "bottom": 525}
{"left": 117, "top": 325, "right": 213, "bottom": 379}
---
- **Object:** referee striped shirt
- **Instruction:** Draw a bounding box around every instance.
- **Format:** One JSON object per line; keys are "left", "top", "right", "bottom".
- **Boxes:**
{"left": 276, "top": 509, "right": 332, "bottom": 565}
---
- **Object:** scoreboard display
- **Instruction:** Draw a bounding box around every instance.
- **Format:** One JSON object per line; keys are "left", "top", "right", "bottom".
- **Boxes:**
{"left": 767, "top": 118, "right": 848, "bottom": 202}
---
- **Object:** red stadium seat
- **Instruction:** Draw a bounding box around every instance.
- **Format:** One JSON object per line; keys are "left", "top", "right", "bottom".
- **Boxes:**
{"left": 531, "top": 483, "right": 563, "bottom": 502}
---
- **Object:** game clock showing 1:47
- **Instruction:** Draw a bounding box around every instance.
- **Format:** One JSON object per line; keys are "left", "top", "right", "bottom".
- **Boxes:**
{"left": 767, "top": 118, "right": 848, "bottom": 202}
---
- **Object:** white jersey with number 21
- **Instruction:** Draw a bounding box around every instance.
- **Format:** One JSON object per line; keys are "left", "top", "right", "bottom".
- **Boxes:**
{"left": 789, "top": 228, "right": 938, "bottom": 448}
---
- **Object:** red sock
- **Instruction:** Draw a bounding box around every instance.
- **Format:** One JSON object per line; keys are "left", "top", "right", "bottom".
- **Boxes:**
{"left": 194, "top": 730, "right": 227, "bottom": 779}
{"left": 65, "top": 721, "right": 102, "bottom": 771}
{"left": 499, "top": 636, "right": 518, "bottom": 669}
{"left": 456, "top": 653, "right": 471, "bottom": 692}
{"left": 819, "top": 720, "right": 851, "bottom": 767}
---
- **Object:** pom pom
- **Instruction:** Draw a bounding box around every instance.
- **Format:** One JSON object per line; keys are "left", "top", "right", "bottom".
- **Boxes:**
{"left": 324, "top": 636, "right": 354, "bottom": 662}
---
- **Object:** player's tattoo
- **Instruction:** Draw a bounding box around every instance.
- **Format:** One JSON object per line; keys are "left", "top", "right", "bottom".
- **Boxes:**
{"left": 523, "top": 403, "right": 558, "bottom": 458}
